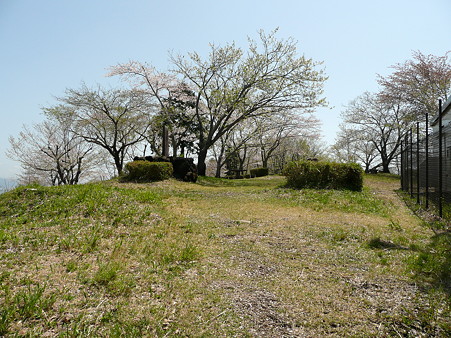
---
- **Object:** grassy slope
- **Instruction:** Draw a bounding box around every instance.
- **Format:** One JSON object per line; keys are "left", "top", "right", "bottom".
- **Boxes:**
{"left": 0, "top": 175, "right": 449, "bottom": 336}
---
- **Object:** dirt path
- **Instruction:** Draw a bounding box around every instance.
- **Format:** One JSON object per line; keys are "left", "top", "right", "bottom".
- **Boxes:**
{"left": 364, "top": 175, "right": 417, "bottom": 224}
{"left": 171, "top": 176, "right": 439, "bottom": 336}
{"left": 113, "top": 176, "right": 445, "bottom": 336}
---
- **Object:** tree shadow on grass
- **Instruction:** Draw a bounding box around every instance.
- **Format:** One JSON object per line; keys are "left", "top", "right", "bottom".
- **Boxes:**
{"left": 367, "top": 233, "right": 451, "bottom": 298}
{"left": 366, "top": 237, "right": 412, "bottom": 250}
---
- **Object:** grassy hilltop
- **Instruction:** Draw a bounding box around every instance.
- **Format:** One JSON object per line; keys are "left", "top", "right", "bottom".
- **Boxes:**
{"left": 0, "top": 175, "right": 449, "bottom": 336}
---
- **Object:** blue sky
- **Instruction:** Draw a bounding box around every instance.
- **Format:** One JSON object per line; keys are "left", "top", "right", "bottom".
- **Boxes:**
{"left": 1, "top": 0, "right": 450, "bottom": 179}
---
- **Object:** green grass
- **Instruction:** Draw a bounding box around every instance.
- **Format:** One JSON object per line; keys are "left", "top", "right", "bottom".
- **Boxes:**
{"left": 0, "top": 175, "right": 449, "bottom": 336}
{"left": 270, "top": 186, "right": 391, "bottom": 215}
{"left": 0, "top": 282, "right": 56, "bottom": 335}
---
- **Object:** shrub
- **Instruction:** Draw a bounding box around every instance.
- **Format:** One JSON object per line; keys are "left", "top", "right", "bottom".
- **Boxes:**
{"left": 123, "top": 161, "right": 173, "bottom": 182}
{"left": 250, "top": 167, "right": 269, "bottom": 177}
{"left": 283, "top": 161, "right": 363, "bottom": 191}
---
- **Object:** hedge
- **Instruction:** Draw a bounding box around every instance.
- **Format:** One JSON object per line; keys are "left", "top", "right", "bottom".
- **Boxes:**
{"left": 250, "top": 167, "right": 269, "bottom": 177}
{"left": 283, "top": 161, "right": 363, "bottom": 191}
{"left": 123, "top": 161, "right": 173, "bottom": 182}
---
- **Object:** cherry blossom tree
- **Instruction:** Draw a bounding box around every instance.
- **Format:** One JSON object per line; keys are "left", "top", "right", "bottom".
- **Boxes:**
{"left": 109, "top": 30, "right": 327, "bottom": 176}
{"left": 336, "top": 51, "right": 450, "bottom": 173}
{"left": 107, "top": 63, "right": 198, "bottom": 157}
{"left": 378, "top": 51, "right": 451, "bottom": 119}
{"left": 211, "top": 118, "right": 257, "bottom": 177}
{"left": 270, "top": 136, "right": 327, "bottom": 174}
{"left": 339, "top": 92, "right": 410, "bottom": 173}
{"left": 7, "top": 108, "right": 94, "bottom": 185}
{"left": 332, "top": 126, "right": 378, "bottom": 172}
{"left": 254, "top": 111, "right": 321, "bottom": 168}
{"left": 57, "top": 84, "right": 151, "bottom": 175}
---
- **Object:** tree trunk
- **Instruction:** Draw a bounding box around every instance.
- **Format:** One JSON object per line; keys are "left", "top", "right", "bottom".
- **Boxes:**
{"left": 215, "top": 159, "right": 223, "bottom": 178}
{"left": 215, "top": 147, "right": 225, "bottom": 178}
{"left": 197, "top": 149, "right": 207, "bottom": 176}
{"left": 73, "top": 158, "right": 82, "bottom": 185}
{"left": 380, "top": 153, "right": 390, "bottom": 173}
{"left": 171, "top": 134, "right": 177, "bottom": 157}
{"left": 113, "top": 155, "right": 123, "bottom": 176}
{"left": 180, "top": 145, "right": 185, "bottom": 158}
{"left": 238, "top": 145, "right": 247, "bottom": 171}
{"left": 260, "top": 148, "right": 266, "bottom": 168}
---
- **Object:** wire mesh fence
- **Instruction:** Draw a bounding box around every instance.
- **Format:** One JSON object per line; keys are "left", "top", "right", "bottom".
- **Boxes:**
{"left": 401, "top": 101, "right": 451, "bottom": 219}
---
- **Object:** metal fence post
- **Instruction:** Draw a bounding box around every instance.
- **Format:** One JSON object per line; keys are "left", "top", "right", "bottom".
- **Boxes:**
{"left": 439, "top": 99, "right": 443, "bottom": 218}
{"left": 417, "top": 122, "right": 420, "bottom": 204}
{"left": 405, "top": 132, "right": 409, "bottom": 193}
{"left": 401, "top": 140, "right": 404, "bottom": 190}
{"left": 410, "top": 128, "right": 414, "bottom": 197}
{"left": 425, "top": 113, "right": 429, "bottom": 209}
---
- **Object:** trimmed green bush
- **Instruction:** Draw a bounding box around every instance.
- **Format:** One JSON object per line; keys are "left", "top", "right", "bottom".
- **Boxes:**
{"left": 250, "top": 167, "right": 269, "bottom": 177}
{"left": 123, "top": 161, "right": 173, "bottom": 182}
{"left": 283, "top": 161, "right": 363, "bottom": 191}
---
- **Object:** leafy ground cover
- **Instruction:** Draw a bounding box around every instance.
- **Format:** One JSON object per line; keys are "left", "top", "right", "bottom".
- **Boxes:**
{"left": 0, "top": 175, "right": 449, "bottom": 336}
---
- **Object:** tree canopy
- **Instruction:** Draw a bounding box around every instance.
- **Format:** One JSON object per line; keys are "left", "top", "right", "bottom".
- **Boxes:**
{"left": 378, "top": 51, "right": 451, "bottom": 120}
{"left": 7, "top": 109, "right": 94, "bottom": 185}
{"left": 334, "top": 50, "right": 451, "bottom": 173}
{"left": 56, "top": 85, "right": 152, "bottom": 175}
{"left": 109, "top": 30, "right": 328, "bottom": 175}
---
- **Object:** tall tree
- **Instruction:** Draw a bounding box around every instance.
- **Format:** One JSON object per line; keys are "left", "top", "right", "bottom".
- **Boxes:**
{"left": 254, "top": 112, "right": 320, "bottom": 168}
{"left": 7, "top": 109, "right": 94, "bottom": 185}
{"left": 57, "top": 85, "right": 151, "bottom": 175}
{"left": 270, "top": 136, "right": 326, "bottom": 174}
{"left": 340, "top": 92, "right": 410, "bottom": 173}
{"left": 211, "top": 118, "right": 256, "bottom": 177}
{"left": 378, "top": 51, "right": 451, "bottom": 119}
{"left": 107, "top": 63, "right": 198, "bottom": 157}
{"left": 160, "top": 84, "right": 199, "bottom": 157}
{"left": 332, "top": 126, "right": 378, "bottom": 172}
{"left": 109, "top": 30, "right": 327, "bottom": 175}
